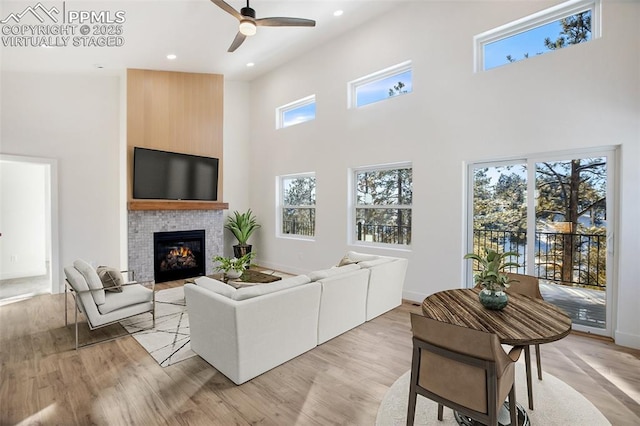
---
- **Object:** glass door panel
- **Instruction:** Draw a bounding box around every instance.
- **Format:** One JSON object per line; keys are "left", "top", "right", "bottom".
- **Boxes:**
{"left": 470, "top": 163, "right": 527, "bottom": 272}
{"left": 534, "top": 157, "right": 608, "bottom": 331}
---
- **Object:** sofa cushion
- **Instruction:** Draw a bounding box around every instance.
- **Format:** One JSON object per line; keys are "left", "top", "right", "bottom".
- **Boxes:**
{"left": 308, "top": 264, "right": 360, "bottom": 281}
{"left": 74, "top": 259, "right": 106, "bottom": 305}
{"left": 98, "top": 283, "right": 154, "bottom": 315}
{"left": 358, "top": 258, "right": 394, "bottom": 268}
{"left": 96, "top": 266, "right": 124, "bottom": 293}
{"left": 195, "top": 276, "right": 236, "bottom": 298}
{"left": 232, "top": 275, "right": 311, "bottom": 301}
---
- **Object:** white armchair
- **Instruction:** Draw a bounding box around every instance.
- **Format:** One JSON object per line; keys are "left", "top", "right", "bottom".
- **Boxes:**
{"left": 64, "top": 259, "right": 155, "bottom": 349}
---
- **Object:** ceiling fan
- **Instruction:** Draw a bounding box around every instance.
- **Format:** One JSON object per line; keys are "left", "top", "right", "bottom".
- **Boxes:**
{"left": 210, "top": 0, "right": 316, "bottom": 52}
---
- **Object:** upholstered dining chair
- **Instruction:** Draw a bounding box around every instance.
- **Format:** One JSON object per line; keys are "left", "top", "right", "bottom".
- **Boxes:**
{"left": 505, "top": 272, "right": 544, "bottom": 409}
{"left": 407, "top": 313, "right": 522, "bottom": 426}
{"left": 64, "top": 259, "right": 155, "bottom": 349}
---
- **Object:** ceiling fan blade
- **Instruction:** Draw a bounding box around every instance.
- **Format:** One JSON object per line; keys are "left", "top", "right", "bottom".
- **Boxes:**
{"left": 228, "top": 32, "right": 247, "bottom": 52}
{"left": 256, "top": 17, "right": 316, "bottom": 27}
{"left": 210, "top": 0, "right": 242, "bottom": 20}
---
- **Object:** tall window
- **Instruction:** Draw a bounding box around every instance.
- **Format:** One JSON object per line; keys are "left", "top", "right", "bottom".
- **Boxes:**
{"left": 280, "top": 173, "right": 316, "bottom": 238}
{"left": 474, "top": 0, "right": 600, "bottom": 71}
{"left": 348, "top": 61, "right": 413, "bottom": 108}
{"left": 353, "top": 164, "right": 412, "bottom": 246}
{"left": 276, "top": 95, "right": 316, "bottom": 129}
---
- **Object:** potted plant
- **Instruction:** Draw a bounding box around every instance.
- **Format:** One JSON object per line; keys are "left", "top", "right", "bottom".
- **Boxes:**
{"left": 464, "top": 249, "right": 520, "bottom": 310}
{"left": 213, "top": 252, "right": 255, "bottom": 280}
{"left": 225, "top": 209, "right": 261, "bottom": 260}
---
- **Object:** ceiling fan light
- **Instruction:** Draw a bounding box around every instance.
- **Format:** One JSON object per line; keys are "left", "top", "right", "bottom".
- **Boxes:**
{"left": 239, "top": 20, "right": 257, "bottom": 36}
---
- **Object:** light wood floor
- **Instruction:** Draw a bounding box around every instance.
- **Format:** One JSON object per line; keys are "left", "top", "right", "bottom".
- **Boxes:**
{"left": 1, "top": 281, "right": 639, "bottom": 425}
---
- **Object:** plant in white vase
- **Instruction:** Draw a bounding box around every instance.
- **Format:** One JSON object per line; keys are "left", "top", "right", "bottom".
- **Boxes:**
{"left": 213, "top": 252, "right": 255, "bottom": 280}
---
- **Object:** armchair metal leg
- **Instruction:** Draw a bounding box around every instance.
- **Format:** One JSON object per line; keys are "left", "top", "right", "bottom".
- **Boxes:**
{"left": 74, "top": 303, "right": 79, "bottom": 350}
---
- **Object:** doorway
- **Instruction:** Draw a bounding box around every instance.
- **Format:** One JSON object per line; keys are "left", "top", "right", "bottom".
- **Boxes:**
{"left": 467, "top": 148, "right": 615, "bottom": 337}
{"left": 0, "top": 155, "right": 58, "bottom": 303}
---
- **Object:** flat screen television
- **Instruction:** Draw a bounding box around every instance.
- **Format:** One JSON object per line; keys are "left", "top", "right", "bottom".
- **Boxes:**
{"left": 133, "top": 147, "right": 219, "bottom": 201}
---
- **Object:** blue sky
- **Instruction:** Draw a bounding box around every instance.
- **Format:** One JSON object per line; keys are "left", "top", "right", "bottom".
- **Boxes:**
{"left": 356, "top": 70, "right": 413, "bottom": 108}
{"left": 282, "top": 102, "right": 316, "bottom": 128}
{"left": 484, "top": 11, "right": 591, "bottom": 70}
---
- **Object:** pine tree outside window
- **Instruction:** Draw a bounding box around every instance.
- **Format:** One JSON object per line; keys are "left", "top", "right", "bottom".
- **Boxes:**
{"left": 279, "top": 173, "right": 316, "bottom": 238}
{"left": 352, "top": 164, "right": 412, "bottom": 246}
{"left": 474, "top": 0, "right": 600, "bottom": 71}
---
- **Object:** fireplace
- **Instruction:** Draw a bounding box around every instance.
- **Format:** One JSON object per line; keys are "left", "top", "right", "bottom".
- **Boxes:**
{"left": 153, "top": 230, "right": 206, "bottom": 283}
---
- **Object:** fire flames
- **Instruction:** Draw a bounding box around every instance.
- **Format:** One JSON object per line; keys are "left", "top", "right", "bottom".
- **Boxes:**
{"left": 161, "top": 245, "right": 197, "bottom": 271}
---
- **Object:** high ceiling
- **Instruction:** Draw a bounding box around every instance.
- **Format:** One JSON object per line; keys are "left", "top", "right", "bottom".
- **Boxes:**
{"left": 1, "top": 0, "right": 400, "bottom": 81}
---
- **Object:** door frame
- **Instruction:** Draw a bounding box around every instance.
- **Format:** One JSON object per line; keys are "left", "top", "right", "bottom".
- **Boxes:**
{"left": 0, "top": 154, "right": 60, "bottom": 294}
{"left": 465, "top": 146, "right": 618, "bottom": 337}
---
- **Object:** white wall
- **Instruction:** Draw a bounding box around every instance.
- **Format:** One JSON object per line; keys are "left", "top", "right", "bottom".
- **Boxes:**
{"left": 247, "top": 1, "right": 640, "bottom": 348}
{"left": 221, "top": 80, "right": 253, "bottom": 257}
{"left": 1, "top": 71, "right": 121, "bottom": 291}
{"left": 0, "top": 161, "right": 47, "bottom": 279}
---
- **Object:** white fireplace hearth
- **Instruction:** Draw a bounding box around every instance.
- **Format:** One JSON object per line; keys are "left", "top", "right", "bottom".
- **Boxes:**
{"left": 128, "top": 210, "right": 224, "bottom": 282}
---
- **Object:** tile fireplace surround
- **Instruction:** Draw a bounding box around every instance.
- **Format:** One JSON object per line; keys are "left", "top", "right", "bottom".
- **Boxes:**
{"left": 128, "top": 210, "right": 224, "bottom": 282}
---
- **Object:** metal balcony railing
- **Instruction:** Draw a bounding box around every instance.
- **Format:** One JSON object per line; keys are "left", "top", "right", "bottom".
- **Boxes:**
{"left": 356, "top": 222, "right": 411, "bottom": 245}
{"left": 471, "top": 228, "right": 607, "bottom": 289}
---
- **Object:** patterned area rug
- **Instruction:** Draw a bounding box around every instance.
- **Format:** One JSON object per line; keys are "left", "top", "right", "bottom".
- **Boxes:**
{"left": 120, "top": 287, "right": 195, "bottom": 367}
{"left": 376, "top": 362, "right": 611, "bottom": 425}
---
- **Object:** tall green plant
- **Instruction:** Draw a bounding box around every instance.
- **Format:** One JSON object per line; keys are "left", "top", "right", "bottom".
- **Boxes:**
{"left": 225, "top": 209, "right": 261, "bottom": 246}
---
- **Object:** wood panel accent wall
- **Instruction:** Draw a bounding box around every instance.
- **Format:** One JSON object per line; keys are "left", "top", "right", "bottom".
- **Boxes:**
{"left": 127, "top": 69, "right": 227, "bottom": 210}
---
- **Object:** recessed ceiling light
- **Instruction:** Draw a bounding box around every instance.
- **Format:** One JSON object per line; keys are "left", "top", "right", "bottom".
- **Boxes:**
{"left": 167, "top": 54, "right": 177, "bottom": 60}
{"left": 333, "top": 10, "right": 344, "bottom": 17}
{"left": 246, "top": 62, "right": 255, "bottom": 67}
{"left": 94, "top": 64, "right": 105, "bottom": 69}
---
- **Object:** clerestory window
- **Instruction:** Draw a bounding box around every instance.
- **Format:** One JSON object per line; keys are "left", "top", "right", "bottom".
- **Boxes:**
{"left": 348, "top": 61, "right": 412, "bottom": 108}
{"left": 276, "top": 95, "right": 316, "bottom": 129}
{"left": 474, "top": 0, "right": 600, "bottom": 71}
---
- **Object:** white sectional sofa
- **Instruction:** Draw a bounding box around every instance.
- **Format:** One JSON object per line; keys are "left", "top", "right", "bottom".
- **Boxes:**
{"left": 184, "top": 251, "right": 408, "bottom": 385}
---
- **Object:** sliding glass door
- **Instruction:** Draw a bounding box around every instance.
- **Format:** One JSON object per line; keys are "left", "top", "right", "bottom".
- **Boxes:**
{"left": 468, "top": 149, "right": 614, "bottom": 336}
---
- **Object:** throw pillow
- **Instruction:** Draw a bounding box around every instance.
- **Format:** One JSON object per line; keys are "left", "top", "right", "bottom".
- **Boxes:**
{"left": 73, "top": 259, "right": 106, "bottom": 305}
{"left": 337, "top": 255, "right": 357, "bottom": 267}
{"left": 96, "top": 266, "right": 125, "bottom": 293}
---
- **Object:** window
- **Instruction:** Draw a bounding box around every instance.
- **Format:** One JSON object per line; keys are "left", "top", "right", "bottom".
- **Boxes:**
{"left": 279, "top": 173, "right": 316, "bottom": 238}
{"left": 276, "top": 95, "right": 316, "bottom": 129}
{"left": 348, "top": 61, "right": 412, "bottom": 108}
{"left": 352, "top": 164, "right": 412, "bottom": 246}
{"left": 474, "top": 0, "right": 600, "bottom": 71}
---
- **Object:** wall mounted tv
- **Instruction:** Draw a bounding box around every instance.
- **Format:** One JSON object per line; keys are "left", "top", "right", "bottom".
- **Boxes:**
{"left": 133, "top": 147, "right": 219, "bottom": 201}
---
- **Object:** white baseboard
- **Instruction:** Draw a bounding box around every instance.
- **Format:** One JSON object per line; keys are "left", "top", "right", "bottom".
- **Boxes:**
{"left": 402, "top": 290, "right": 427, "bottom": 304}
{"left": 614, "top": 330, "right": 640, "bottom": 350}
{"left": 254, "top": 259, "right": 308, "bottom": 277}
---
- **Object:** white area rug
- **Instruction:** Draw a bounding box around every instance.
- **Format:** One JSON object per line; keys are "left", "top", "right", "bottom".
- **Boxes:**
{"left": 376, "top": 362, "right": 611, "bottom": 425}
{"left": 120, "top": 287, "right": 195, "bottom": 367}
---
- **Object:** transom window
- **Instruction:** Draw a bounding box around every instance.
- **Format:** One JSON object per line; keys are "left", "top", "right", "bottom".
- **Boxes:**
{"left": 474, "top": 0, "right": 600, "bottom": 71}
{"left": 348, "top": 61, "right": 413, "bottom": 109}
{"left": 279, "top": 173, "right": 316, "bottom": 238}
{"left": 352, "top": 164, "right": 412, "bottom": 246}
{"left": 276, "top": 95, "right": 316, "bottom": 129}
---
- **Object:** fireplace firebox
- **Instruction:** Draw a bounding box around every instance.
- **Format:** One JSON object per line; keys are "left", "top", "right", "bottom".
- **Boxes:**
{"left": 153, "top": 230, "right": 205, "bottom": 283}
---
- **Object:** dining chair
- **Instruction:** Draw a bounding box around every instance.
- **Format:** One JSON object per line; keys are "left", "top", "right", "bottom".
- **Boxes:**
{"left": 407, "top": 313, "right": 522, "bottom": 426}
{"left": 506, "top": 272, "right": 548, "bottom": 411}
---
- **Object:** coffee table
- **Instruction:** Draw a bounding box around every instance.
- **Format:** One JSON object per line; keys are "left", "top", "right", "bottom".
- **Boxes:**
{"left": 187, "top": 269, "right": 282, "bottom": 288}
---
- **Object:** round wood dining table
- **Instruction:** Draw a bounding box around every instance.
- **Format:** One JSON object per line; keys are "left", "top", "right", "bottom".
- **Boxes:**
{"left": 421, "top": 287, "right": 572, "bottom": 412}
